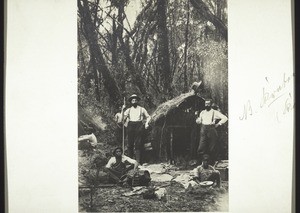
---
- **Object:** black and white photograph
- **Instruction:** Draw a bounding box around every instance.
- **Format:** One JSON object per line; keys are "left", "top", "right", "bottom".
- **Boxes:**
{"left": 5, "top": 0, "right": 294, "bottom": 212}
{"left": 77, "top": 0, "right": 228, "bottom": 211}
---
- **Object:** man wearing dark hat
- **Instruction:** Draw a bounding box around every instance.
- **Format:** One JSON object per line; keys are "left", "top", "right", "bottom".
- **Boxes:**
{"left": 104, "top": 147, "right": 139, "bottom": 184}
{"left": 193, "top": 154, "right": 221, "bottom": 187}
{"left": 196, "top": 99, "right": 228, "bottom": 163}
{"left": 122, "top": 94, "right": 151, "bottom": 163}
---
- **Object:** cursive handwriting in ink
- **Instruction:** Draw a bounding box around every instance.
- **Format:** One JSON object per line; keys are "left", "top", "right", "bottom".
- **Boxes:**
{"left": 239, "top": 100, "right": 253, "bottom": 120}
{"left": 260, "top": 73, "right": 291, "bottom": 108}
{"left": 283, "top": 93, "right": 295, "bottom": 115}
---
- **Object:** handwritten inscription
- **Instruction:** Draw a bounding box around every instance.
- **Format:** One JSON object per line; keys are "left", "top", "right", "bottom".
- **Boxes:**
{"left": 260, "top": 73, "right": 291, "bottom": 108}
{"left": 276, "top": 93, "right": 295, "bottom": 123}
{"left": 239, "top": 100, "right": 253, "bottom": 120}
{"left": 239, "top": 73, "right": 293, "bottom": 121}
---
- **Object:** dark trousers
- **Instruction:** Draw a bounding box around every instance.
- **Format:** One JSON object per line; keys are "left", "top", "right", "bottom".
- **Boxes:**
{"left": 198, "top": 125, "right": 218, "bottom": 161}
{"left": 127, "top": 121, "right": 144, "bottom": 162}
{"left": 105, "top": 164, "right": 134, "bottom": 183}
{"left": 194, "top": 170, "right": 221, "bottom": 187}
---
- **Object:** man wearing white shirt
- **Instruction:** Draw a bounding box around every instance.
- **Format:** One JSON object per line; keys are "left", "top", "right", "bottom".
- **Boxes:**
{"left": 196, "top": 99, "right": 228, "bottom": 163}
{"left": 114, "top": 106, "right": 126, "bottom": 145}
{"left": 122, "top": 94, "right": 151, "bottom": 163}
{"left": 78, "top": 126, "right": 97, "bottom": 150}
{"left": 104, "top": 147, "right": 139, "bottom": 184}
{"left": 193, "top": 154, "right": 221, "bottom": 187}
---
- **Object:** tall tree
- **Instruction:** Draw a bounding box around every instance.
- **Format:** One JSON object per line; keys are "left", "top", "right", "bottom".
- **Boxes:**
{"left": 78, "top": 0, "right": 121, "bottom": 107}
{"left": 156, "top": 0, "right": 172, "bottom": 97}
{"left": 183, "top": 0, "right": 190, "bottom": 92}
{"left": 113, "top": 0, "right": 155, "bottom": 107}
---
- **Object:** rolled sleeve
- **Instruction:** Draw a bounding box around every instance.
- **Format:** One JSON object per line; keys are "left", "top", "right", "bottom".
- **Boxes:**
{"left": 105, "top": 158, "right": 115, "bottom": 168}
{"left": 142, "top": 108, "right": 150, "bottom": 118}
{"left": 193, "top": 167, "right": 199, "bottom": 177}
{"left": 78, "top": 134, "right": 92, "bottom": 142}
{"left": 196, "top": 117, "right": 201, "bottom": 124}
{"left": 123, "top": 109, "right": 130, "bottom": 121}
{"left": 215, "top": 111, "right": 228, "bottom": 125}
{"left": 123, "top": 156, "right": 137, "bottom": 165}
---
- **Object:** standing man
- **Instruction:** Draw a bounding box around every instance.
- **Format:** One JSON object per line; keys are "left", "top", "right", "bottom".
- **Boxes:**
{"left": 114, "top": 106, "right": 125, "bottom": 145}
{"left": 122, "top": 94, "right": 151, "bottom": 163}
{"left": 196, "top": 99, "right": 228, "bottom": 163}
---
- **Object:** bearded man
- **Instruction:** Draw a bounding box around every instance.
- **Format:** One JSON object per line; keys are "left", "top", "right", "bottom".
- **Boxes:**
{"left": 122, "top": 94, "right": 151, "bottom": 163}
{"left": 196, "top": 99, "right": 228, "bottom": 163}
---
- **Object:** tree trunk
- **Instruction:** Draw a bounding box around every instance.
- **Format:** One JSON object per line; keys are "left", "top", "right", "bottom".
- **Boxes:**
{"left": 183, "top": 0, "right": 190, "bottom": 92}
{"left": 115, "top": 2, "right": 146, "bottom": 95}
{"left": 156, "top": 0, "right": 172, "bottom": 97}
{"left": 78, "top": 0, "right": 121, "bottom": 107}
{"left": 115, "top": 2, "right": 155, "bottom": 108}
{"left": 190, "top": 0, "right": 227, "bottom": 41}
{"left": 90, "top": 55, "right": 101, "bottom": 101}
{"left": 111, "top": 15, "right": 118, "bottom": 65}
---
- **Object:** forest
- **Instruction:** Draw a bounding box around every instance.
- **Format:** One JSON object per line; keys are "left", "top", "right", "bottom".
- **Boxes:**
{"left": 78, "top": 0, "right": 228, "bottom": 211}
{"left": 78, "top": 0, "right": 228, "bottom": 134}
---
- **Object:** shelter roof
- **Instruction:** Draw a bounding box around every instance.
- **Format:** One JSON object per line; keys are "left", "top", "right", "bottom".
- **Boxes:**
{"left": 150, "top": 91, "right": 204, "bottom": 124}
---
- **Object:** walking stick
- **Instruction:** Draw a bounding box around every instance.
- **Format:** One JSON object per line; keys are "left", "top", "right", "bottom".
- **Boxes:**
{"left": 122, "top": 97, "right": 126, "bottom": 155}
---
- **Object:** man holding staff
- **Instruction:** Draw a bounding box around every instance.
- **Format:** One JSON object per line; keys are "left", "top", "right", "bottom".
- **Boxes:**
{"left": 122, "top": 94, "right": 151, "bottom": 163}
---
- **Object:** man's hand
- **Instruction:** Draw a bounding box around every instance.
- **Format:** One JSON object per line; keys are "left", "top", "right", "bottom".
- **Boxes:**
{"left": 145, "top": 123, "right": 149, "bottom": 129}
{"left": 196, "top": 117, "right": 201, "bottom": 124}
{"left": 122, "top": 105, "right": 126, "bottom": 110}
{"left": 215, "top": 123, "right": 221, "bottom": 128}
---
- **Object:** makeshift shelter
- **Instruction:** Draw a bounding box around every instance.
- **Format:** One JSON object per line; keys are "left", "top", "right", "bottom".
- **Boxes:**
{"left": 147, "top": 91, "right": 206, "bottom": 163}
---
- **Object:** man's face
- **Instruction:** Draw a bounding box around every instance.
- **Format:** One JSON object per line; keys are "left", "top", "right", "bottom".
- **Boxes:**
{"left": 131, "top": 98, "right": 138, "bottom": 107}
{"left": 115, "top": 149, "right": 122, "bottom": 157}
{"left": 205, "top": 101, "right": 212, "bottom": 110}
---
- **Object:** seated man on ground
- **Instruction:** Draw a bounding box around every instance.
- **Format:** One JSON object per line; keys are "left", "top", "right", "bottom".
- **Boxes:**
{"left": 104, "top": 147, "right": 139, "bottom": 185}
{"left": 78, "top": 126, "right": 97, "bottom": 151}
{"left": 193, "top": 154, "right": 221, "bottom": 187}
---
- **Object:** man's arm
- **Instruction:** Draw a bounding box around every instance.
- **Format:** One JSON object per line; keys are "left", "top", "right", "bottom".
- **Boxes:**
{"left": 209, "top": 165, "right": 216, "bottom": 171}
{"left": 105, "top": 157, "right": 115, "bottom": 169}
{"left": 124, "top": 156, "right": 139, "bottom": 171}
{"left": 78, "top": 134, "right": 92, "bottom": 142}
{"left": 196, "top": 111, "right": 203, "bottom": 124}
{"left": 122, "top": 108, "right": 129, "bottom": 123}
{"left": 142, "top": 108, "right": 151, "bottom": 129}
{"left": 114, "top": 113, "right": 118, "bottom": 122}
{"left": 193, "top": 167, "right": 200, "bottom": 177}
{"left": 214, "top": 111, "right": 228, "bottom": 127}
{"left": 192, "top": 166, "right": 202, "bottom": 182}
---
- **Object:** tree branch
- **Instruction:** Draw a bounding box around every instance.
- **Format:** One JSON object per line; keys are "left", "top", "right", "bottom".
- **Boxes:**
{"left": 190, "top": 0, "right": 227, "bottom": 40}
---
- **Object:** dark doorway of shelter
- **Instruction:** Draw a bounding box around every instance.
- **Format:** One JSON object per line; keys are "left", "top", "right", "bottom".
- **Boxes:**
{"left": 166, "top": 125, "right": 200, "bottom": 165}
{"left": 173, "top": 127, "right": 190, "bottom": 157}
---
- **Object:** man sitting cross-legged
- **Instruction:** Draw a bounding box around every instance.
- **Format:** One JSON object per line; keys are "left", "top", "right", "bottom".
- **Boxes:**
{"left": 193, "top": 154, "right": 221, "bottom": 187}
{"left": 104, "top": 147, "right": 139, "bottom": 185}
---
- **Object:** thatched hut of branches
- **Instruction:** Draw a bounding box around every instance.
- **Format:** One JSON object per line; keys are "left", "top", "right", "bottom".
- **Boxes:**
{"left": 147, "top": 91, "right": 206, "bottom": 163}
